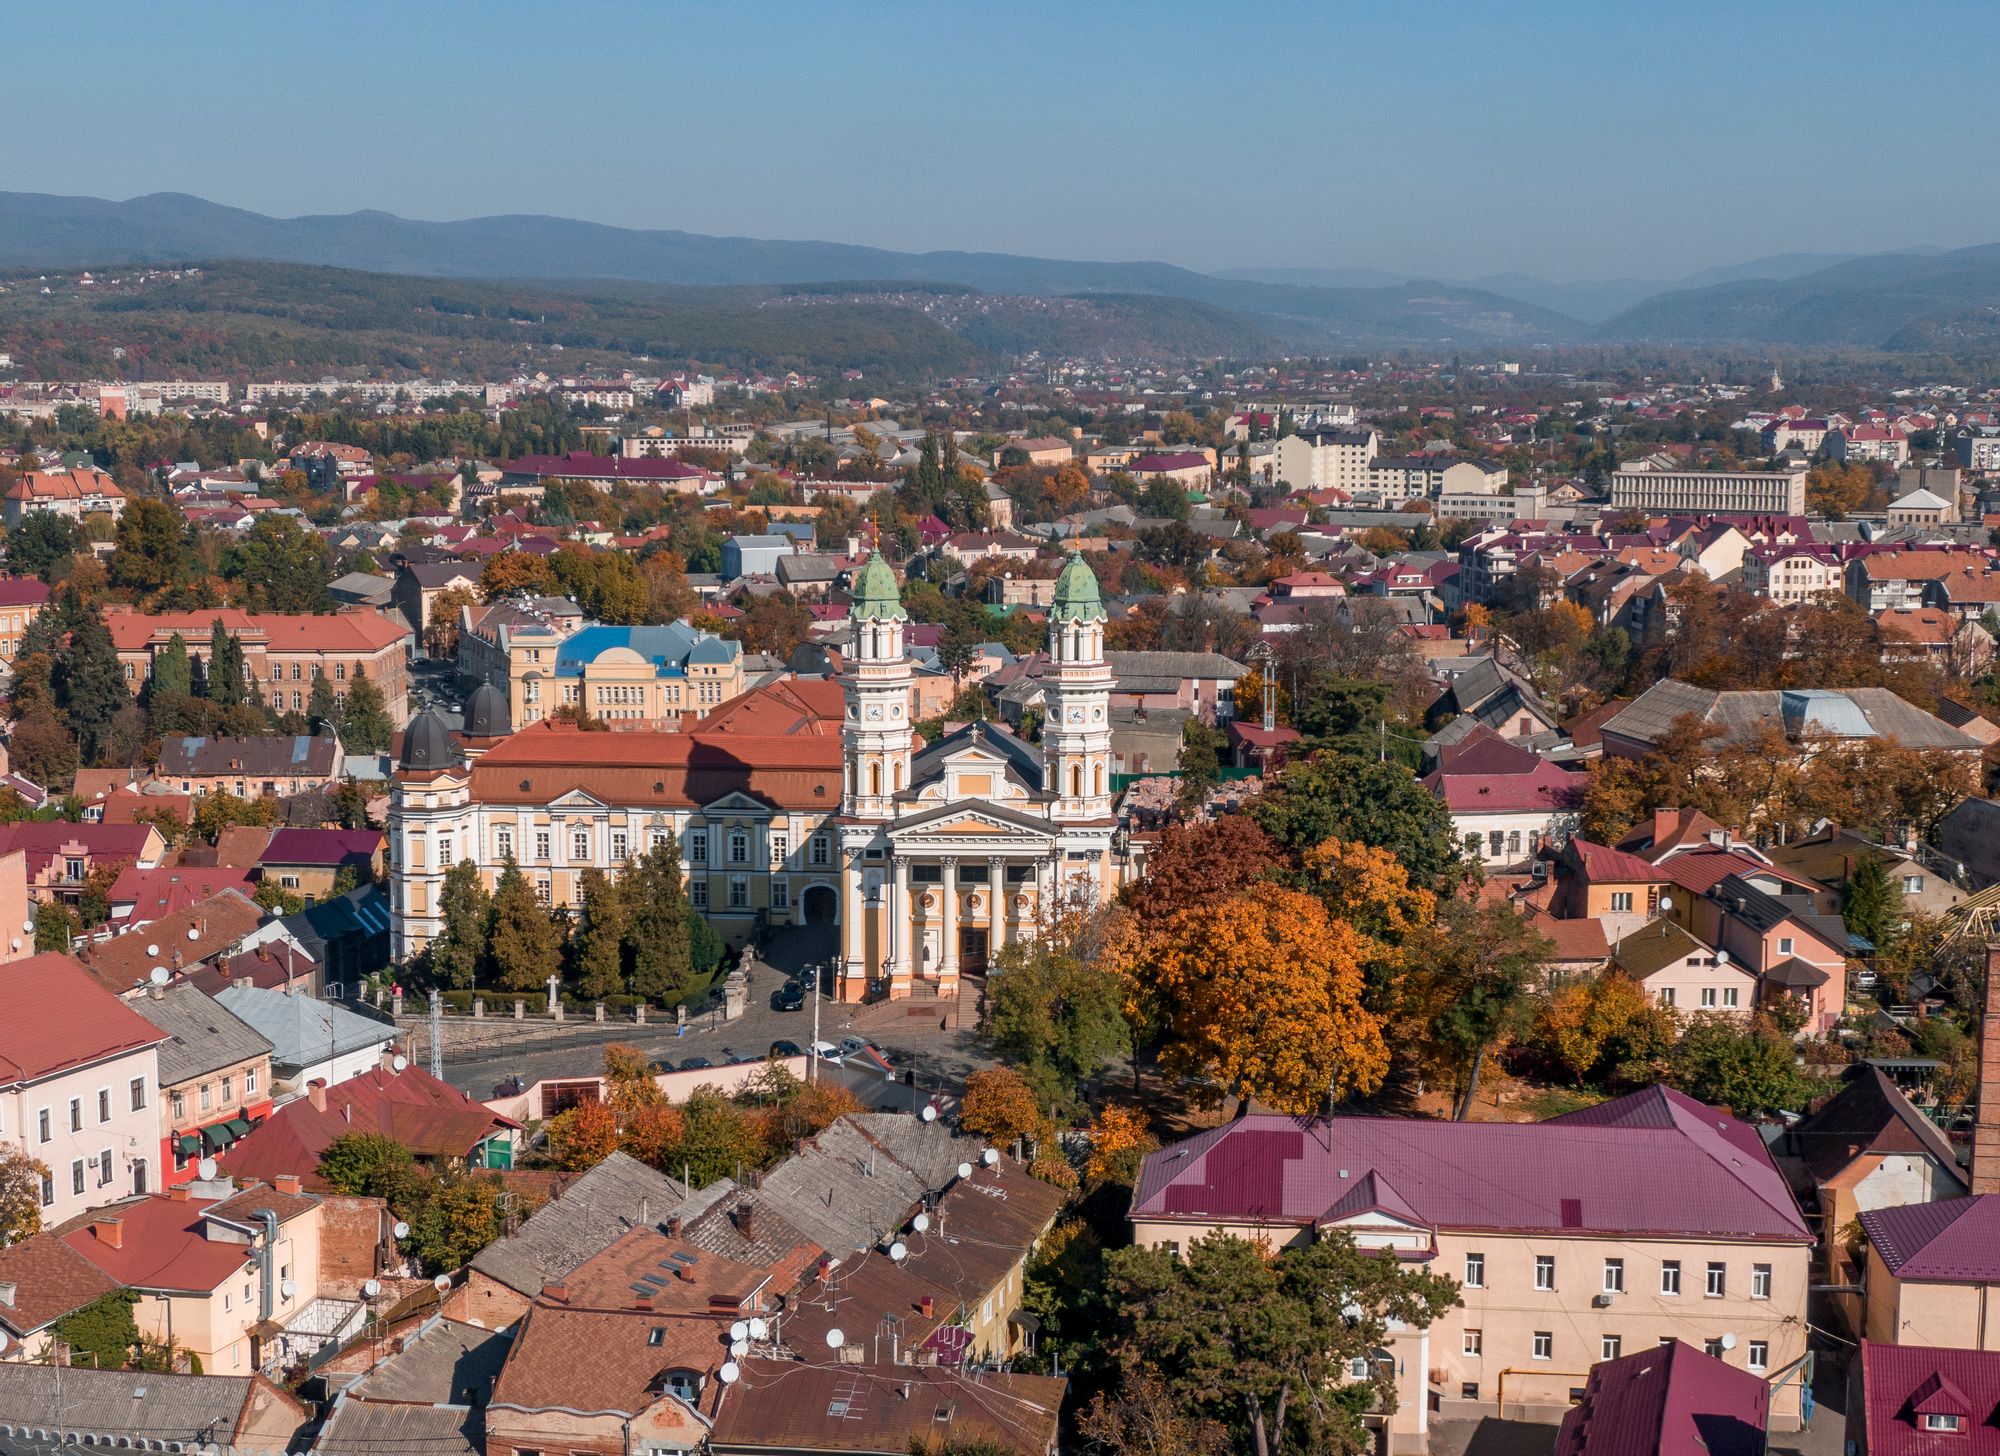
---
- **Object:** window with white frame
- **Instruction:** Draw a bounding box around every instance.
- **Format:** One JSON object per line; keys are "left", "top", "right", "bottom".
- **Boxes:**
{"left": 689, "top": 829, "right": 708, "bottom": 865}
{"left": 1748, "top": 1342, "right": 1768, "bottom": 1372}
{"left": 1532, "top": 1331, "right": 1552, "bottom": 1361}
{"left": 1925, "top": 1414, "right": 1964, "bottom": 1433}
{"left": 1701, "top": 988, "right": 1717, "bottom": 1007}
{"left": 1463, "top": 1252, "right": 1485, "bottom": 1288}
{"left": 1751, "top": 1263, "right": 1771, "bottom": 1299}
{"left": 68, "top": 1098, "right": 81, "bottom": 1132}
{"left": 727, "top": 829, "right": 749, "bottom": 865}
{"left": 245, "top": 1068, "right": 257, "bottom": 1096}
{"left": 1534, "top": 1255, "right": 1554, "bottom": 1291}
{"left": 728, "top": 875, "right": 749, "bottom": 910}
{"left": 497, "top": 828, "right": 514, "bottom": 860}
{"left": 1610, "top": 892, "right": 1634, "bottom": 913}
{"left": 1603, "top": 1259, "right": 1624, "bottom": 1293}
{"left": 811, "top": 834, "right": 830, "bottom": 867}
{"left": 572, "top": 828, "right": 590, "bottom": 862}
{"left": 1778, "top": 936, "right": 1794, "bottom": 955}
{"left": 535, "top": 831, "right": 551, "bottom": 862}
{"left": 612, "top": 832, "right": 628, "bottom": 862}
{"left": 1462, "top": 1329, "right": 1482, "bottom": 1357}
{"left": 1704, "top": 1338, "right": 1725, "bottom": 1359}
{"left": 71, "top": 1159, "right": 85, "bottom": 1196}
{"left": 130, "top": 1078, "right": 146, "bottom": 1112}
{"left": 535, "top": 877, "right": 551, "bottom": 905}
{"left": 97, "top": 1088, "right": 109, "bottom": 1123}
{"left": 37, "top": 1109, "right": 50, "bottom": 1143}
{"left": 690, "top": 879, "right": 708, "bottom": 910}
{"left": 771, "top": 831, "right": 789, "bottom": 867}
{"left": 1722, "top": 987, "right": 1739, "bottom": 1008}
{"left": 1661, "top": 1261, "right": 1681, "bottom": 1296}
{"left": 771, "top": 880, "right": 789, "bottom": 911}
{"left": 1705, "top": 1262, "right": 1726, "bottom": 1297}
{"left": 1601, "top": 1335, "right": 1621, "bottom": 1361}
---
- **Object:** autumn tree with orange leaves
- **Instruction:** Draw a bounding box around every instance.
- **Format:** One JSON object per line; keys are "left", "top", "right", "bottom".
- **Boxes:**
{"left": 1148, "top": 882, "right": 1388, "bottom": 1115}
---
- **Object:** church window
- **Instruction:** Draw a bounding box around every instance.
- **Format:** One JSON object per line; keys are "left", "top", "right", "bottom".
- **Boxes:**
{"left": 689, "top": 829, "right": 708, "bottom": 864}
{"left": 1094, "top": 764, "right": 1105, "bottom": 796}
{"left": 572, "top": 828, "right": 590, "bottom": 861}
{"left": 869, "top": 763, "right": 882, "bottom": 797}
{"left": 727, "top": 829, "right": 749, "bottom": 865}
{"left": 1069, "top": 764, "right": 1082, "bottom": 797}
{"left": 810, "top": 835, "right": 831, "bottom": 867}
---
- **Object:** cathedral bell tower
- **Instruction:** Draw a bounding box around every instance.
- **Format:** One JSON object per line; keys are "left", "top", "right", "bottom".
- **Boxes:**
{"left": 841, "top": 551, "right": 914, "bottom": 819}
{"left": 1043, "top": 551, "right": 1113, "bottom": 820}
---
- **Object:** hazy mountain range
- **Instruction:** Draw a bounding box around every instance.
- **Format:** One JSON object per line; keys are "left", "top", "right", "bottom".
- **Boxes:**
{"left": 1, "top": 191, "right": 1997, "bottom": 358}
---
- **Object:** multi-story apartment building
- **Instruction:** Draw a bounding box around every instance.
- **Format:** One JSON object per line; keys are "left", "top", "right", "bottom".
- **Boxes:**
{"left": 0, "top": 577, "right": 50, "bottom": 663}
{"left": 2, "top": 466, "right": 127, "bottom": 528}
{"left": 1845, "top": 548, "right": 1983, "bottom": 614}
{"left": 1609, "top": 462, "right": 1808, "bottom": 516}
{"left": 0, "top": 953, "right": 165, "bottom": 1220}
{"left": 1131, "top": 1086, "right": 1814, "bottom": 1452}
{"left": 1743, "top": 543, "right": 1843, "bottom": 604}
{"left": 103, "top": 609, "right": 411, "bottom": 723}
{"left": 1954, "top": 425, "right": 2000, "bottom": 472}
{"left": 1275, "top": 427, "right": 1378, "bottom": 494}
{"left": 129, "top": 983, "right": 274, "bottom": 1186}
{"left": 1367, "top": 455, "right": 1508, "bottom": 500}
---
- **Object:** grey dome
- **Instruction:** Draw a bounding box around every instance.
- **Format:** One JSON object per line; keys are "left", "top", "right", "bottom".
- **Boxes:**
{"left": 787, "top": 642, "right": 837, "bottom": 678}
{"left": 465, "top": 682, "right": 511, "bottom": 738}
{"left": 399, "top": 708, "right": 457, "bottom": 772}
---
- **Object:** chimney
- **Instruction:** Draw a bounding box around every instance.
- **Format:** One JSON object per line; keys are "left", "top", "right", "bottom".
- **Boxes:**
{"left": 0, "top": 1281, "right": 16, "bottom": 1308}
{"left": 662, "top": 1216, "right": 680, "bottom": 1238}
{"left": 168, "top": 1187, "right": 191, "bottom": 1203}
{"left": 306, "top": 1080, "right": 327, "bottom": 1113}
{"left": 273, "top": 1175, "right": 302, "bottom": 1195}
{"left": 732, "top": 1202, "right": 755, "bottom": 1239}
{"left": 380, "top": 1044, "right": 400, "bottom": 1073}
{"left": 1974, "top": 944, "right": 2000, "bottom": 1196}
{"left": 93, "top": 1218, "right": 124, "bottom": 1249}
{"left": 919, "top": 1295, "right": 934, "bottom": 1319}
{"left": 543, "top": 1281, "right": 569, "bottom": 1303}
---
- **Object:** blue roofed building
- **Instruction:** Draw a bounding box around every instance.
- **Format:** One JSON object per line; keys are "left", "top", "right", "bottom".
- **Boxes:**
{"left": 546, "top": 622, "right": 745, "bottom": 724}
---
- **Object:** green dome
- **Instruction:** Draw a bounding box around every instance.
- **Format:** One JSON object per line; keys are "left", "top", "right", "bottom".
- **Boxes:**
{"left": 849, "top": 550, "right": 909, "bottom": 622}
{"left": 1050, "top": 550, "right": 1107, "bottom": 624}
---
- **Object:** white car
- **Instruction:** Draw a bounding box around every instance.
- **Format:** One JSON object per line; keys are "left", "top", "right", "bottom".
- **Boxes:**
{"left": 810, "top": 1040, "right": 845, "bottom": 1065}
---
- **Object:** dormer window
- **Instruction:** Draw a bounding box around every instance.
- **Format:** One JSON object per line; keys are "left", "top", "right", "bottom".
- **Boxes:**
{"left": 1924, "top": 1413, "right": 1962, "bottom": 1432}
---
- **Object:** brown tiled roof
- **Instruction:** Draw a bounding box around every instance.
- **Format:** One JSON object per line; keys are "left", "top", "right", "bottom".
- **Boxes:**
{"left": 0, "top": 953, "right": 166, "bottom": 1085}
{"left": 74, "top": 888, "right": 266, "bottom": 992}
{"left": 489, "top": 1301, "right": 731, "bottom": 1417}
{"left": 557, "top": 1226, "right": 769, "bottom": 1315}
{"left": 0, "top": 1231, "right": 122, "bottom": 1334}
{"left": 707, "top": 1359, "right": 1063, "bottom": 1455}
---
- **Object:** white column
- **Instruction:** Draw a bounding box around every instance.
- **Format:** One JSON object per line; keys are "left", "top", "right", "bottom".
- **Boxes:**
{"left": 988, "top": 856, "right": 1008, "bottom": 953}
{"left": 890, "top": 854, "right": 911, "bottom": 980}
{"left": 940, "top": 857, "right": 959, "bottom": 980}
{"left": 842, "top": 850, "right": 864, "bottom": 970}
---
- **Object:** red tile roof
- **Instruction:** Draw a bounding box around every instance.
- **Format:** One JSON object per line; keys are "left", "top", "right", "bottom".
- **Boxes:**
{"left": 0, "top": 954, "right": 165, "bottom": 1085}
{"left": 110, "top": 865, "right": 257, "bottom": 922}
{"left": 1565, "top": 837, "right": 1669, "bottom": 884}
{"left": 102, "top": 608, "right": 408, "bottom": 654}
{"left": 707, "top": 1359, "right": 1063, "bottom": 1454}
{"left": 1424, "top": 760, "right": 1586, "bottom": 814}
{"left": 221, "top": 1064, "right": 518, "bottom": 1183}
{"left": 60, "top": 1184, "right": 317, "bottom": 1295}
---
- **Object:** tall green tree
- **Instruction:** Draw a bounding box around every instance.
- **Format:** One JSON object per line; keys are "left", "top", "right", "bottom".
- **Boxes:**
{"left": 1842, "top": 855, "right": 1903, "bottom": 951}
{"left": 1174, "top": 719, "right": 1224, "bottom": 816}
{"left": 1407, "top": 898, "right": 1553, "bottom": 1120}
{"left": 1668, "top": 1014, "right": 1818, "bottom": 1118}
{"left": 625, "top": 835, "right": 693, "bottom": 1002}
{"left": 339, "top": 667, "right": 392, "bottom": 752}
{"left": 1250, "top": 754, "right": 1465, "bottom": 895}
{"left": 1104, "top": 1230, "right": 1460, "bottom": 1456}
{"left": 982, "top": 932, "right": 1132, "bottom": 1115}
{"left": 206, "top": 619, "right": 246, "bottom": 707}
{"left": 109, "top": 498, "right": 189, "bottom": 596}
{"left": 7, "top": 514, "right": 87, "bottom": 581}
{"left": 489, "top": 857, "right": 561, "bottom": 994}
{"left": 57, "top": 600, "right": 131, "bottom": 765}
{"left": 572, "top": 867, "right": 629, "bottom": 1000}
{"left": 307, "top": 671, "right": 342, "bottom": 736}
{"left": 430, "top": 860, "right": 492, "bottom": 991}
{"left": 150, "top": 631, "right": 192, "bottom": 698}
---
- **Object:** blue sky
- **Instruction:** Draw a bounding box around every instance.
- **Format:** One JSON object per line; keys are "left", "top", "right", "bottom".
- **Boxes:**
{"left": 14, "top": 1, "right": 1995, "bottom": 280}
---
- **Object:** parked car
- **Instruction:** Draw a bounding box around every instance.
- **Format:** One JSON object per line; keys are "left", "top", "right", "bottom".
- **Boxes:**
{"left": 769, "top": 1039, "right": 804, "bottom": 1058}
{"left": 838, "top": 1036, "right": 874, "bottom": 1060}
{"left": 775, "top": 983, "right": 805, "bottom": 1012}
{"left": 809, "top": 1040, "right": 844, "bottom": 1065}
{"left": 678, "top": 1055, "right": 714, "bottom": 1071}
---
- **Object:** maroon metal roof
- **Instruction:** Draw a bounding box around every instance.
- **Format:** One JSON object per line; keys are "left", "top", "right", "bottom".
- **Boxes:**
{"left": 1858, "top": 1341, "right": 2000, "bottom": 1456}
{"left": 1554, "top": 1340, "right": 1768, "bottom": 1456}
{"left": 1132, "top": 1087, "right": 1809, "bottom": 1242}
{"left": 1861, "top": 1196, "right": 2000, "bottom": 1283}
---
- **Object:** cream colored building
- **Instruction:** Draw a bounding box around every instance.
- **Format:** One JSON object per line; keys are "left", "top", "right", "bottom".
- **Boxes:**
{"left": 459, "top": 606, "right": 741, "bottom": 729}
{"left": 1276, "top": 427, "right": 1379, "bottom": 493}
{"left": 1610, "top": 462, "right": 1809, "bottom": 516}
{"left": 1131, "top": 1087, "right": 1813, "bottom": 1452}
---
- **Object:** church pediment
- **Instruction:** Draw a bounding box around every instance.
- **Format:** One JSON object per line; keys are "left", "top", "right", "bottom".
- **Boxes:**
{"left": 698, "top": 790, "right": 774, "bottom": 817}
{"left": 548, "top": 788, "right": 611, "bottom": 810}
{"left": 890, "top": 800, "right": 1056, "bottom": 840}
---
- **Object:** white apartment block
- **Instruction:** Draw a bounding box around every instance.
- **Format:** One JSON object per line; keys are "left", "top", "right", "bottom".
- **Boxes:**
{"left": 1275, "top": 428, "right": 1378, "bottom": 493}
{"left": 1609, "top": 463, "right": 1808, "bottom": 516}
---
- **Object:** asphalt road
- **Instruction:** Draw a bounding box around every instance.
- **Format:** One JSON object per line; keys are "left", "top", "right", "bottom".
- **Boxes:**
{"left": 436, "top": 949, "right": 988, "bottom": 1105}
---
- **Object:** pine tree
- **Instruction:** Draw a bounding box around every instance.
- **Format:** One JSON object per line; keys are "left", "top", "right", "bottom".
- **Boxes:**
{"left": 1842, "top": 855, "right": 1903, "bottom": 951}
{"left": 489, "top": 858, "right": 562, "bottom": 994}
{"left": 431, "top": 859, "right": 492, "bottom": 991}
{"left": 57, "top": 600, "right": 131, "bottom": 766}
{"left": 151, "top": 633, "right": 192, "bottom": 698}
{"left": 572, "top": 868, "right": 629, "bottom": 1001}
{"left": 206, "top": 620, "right": 246, "bottom": 707}
{"left": 625, "top": 836, "right": 693, "bottom": 1003}
{"left": 340, "top": 668, "right": 392, "bottom": 753}
{"left": 307, "top": 672, "right": 342, "bottom": 736}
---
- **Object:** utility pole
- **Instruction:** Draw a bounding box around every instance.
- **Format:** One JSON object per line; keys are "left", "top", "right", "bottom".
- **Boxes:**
{"left": 809, "top": 960, "right": 821, "bottom": 1085}
{"left": 428, "top": 990, "right": 443, "bottom": 1080}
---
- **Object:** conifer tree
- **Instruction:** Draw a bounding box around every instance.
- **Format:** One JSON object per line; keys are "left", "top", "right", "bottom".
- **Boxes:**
{"left": 431, "top": 860, "right": 492, "bottom": 991}
{"left": 625, "top": 835, "right": 693, "bottom": 1003}
{"left": 489, "top": 857, "right": 562, "bottom": 994}
{"left": 339, "top": 667, "right": 393, "bottom": 753}
{"left": 573, "top": 868, "right": 629, "bottom": 1001}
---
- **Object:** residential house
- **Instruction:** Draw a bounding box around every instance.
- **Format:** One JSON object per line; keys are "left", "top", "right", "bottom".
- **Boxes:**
{"left": 1689, "top": 874, "right": 1849, "bottom": 1034}
{"left": 156, "top": 734, "right": 343, "bottom": 798}
{"left": 1859, "top": 1197, "right": 2000, "bottom": 1350}
{"left": 1847, "top": 1341, "right": 2000, "bottom": 1454}
{"left": 0, "top": 1364, "right": 307, "bottom": 1449}
{"left": 0, "top": 953, "right": 164, "bottom": 1219}
{"left": 60, "top": 1177, "right": 323, "bottom": 1375}
{"left": 0, "top": 1228, "right": 122, "bottom": 1360}
{"left": 1847, "top": 550, "right": 1980, "bottom": 614}
{"left": 706, "top": 1361, "right": 1063, "bottom": 1456}
{"left": 220, "top": 1061, "right": 519, "bottom": 1184}
{"left": 499, "top": 452, "right": 717, "bottom": 495}
{"left": 1743, "top": 543, "right": 1843, "bottom": 604}
{"left": 1422, "top": 732, "right": 1585, "bottom": 870}
{"left": 0, "top": 820, "right": 166, "bottom": 906}
{"left": 1940, "top": 798, "right": 2000, "bottom": 889}
{"left": 1131, "top": 1086, "right": 1815, "bottom": 1446}
{"left": 0, "top": 576, "right": 50, "bottom": 664}
{"left": 1600, "top": 680, "right": 1985, "bottom": 762}
{"left": 1276, "top": 428, "right": 1378, "bottom": 493}
{"left": 257, "top": 827, "right": 385, "bottom": 903}
{"left": 394, "top": 562, "right": 481, "bottom": 654}
{"left": 1, "top": 466, "right": 126, "bottom": 528}
{"left": 1877, "top": 605, "right": 1995, "bottom": 674}
{"left": 75, "top": 887, "right": 271, "bottom": 994}
{"left": 1124, "top": 450, "right": 1215, "bottom": 489}
{"left": 1766, "top": 824, "right": 1968, "bottom": 920}
{"left": 1554, "top": 1340, "right": 1770, "bottom": 1456}
{"left": 313, "top": 1315, "right": 509, "bottom": 1456}
{"left": 1425, "top": 657, "right": 1562, "bottom": 744}
{"left": 1611, "top": 917, "right": 1758, "bottom": 1017}
{"left": 1550, "top": 838, "right": 1672, "bottom": 938}
{"left": 212, "top": 983, "right": 397, "bottom": 1094}
{"left": 129, "top": 984, "right": 275, "bottom": 1186}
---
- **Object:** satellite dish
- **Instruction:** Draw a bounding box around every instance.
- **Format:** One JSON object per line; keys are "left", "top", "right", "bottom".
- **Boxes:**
{"left": 393, "top": 1221, "right": 410, "bottom": 1239}
{"left": 145, "top": 944, "right": 159, "bottom": 958}
{"left": 889, "top": 1241, "right": 907, "bottom": 1262}
{"left": 362, "top": 1279, "right": 381, "bottom": 1299}
{"left": 718, "top": 1361, "right": 740, "bottom": 1385}
{"left": 1720, "top": 1332, "right": 1737, "bottom": 1350}
{"left": 21, "top": 920, "right": 32, "bottom": 933}
{"left": 912, "top": 1213, "right": 930, "bottom": 1233}
{"left": 920, "top": 1104, "right": 937, "bottom": 1123}
{"left": 0, "top": 1331, "right": 9, "bottom": 1353}
{"left": 187, "top": 927, "right": 200, "bottom": 942}
{"left": 729, "top": 1320, "right": 749, "bottom": 1342}
{"left": 981, "top": 1148, "right": 999, "bottom": 1167}
{"left": 433, "top": 1274, "right": 451, "bottom": 1292}
{"left": 825, "top": 1328, "right": 845, "bottom": 1349}
{"left": 9, "top": 941, "right": 19, "bottom": 952}
{"left": 149, "top": 966, "right": 170, "bottom": 986}
{"left": 1715, "top": 949, "right": 1730, "bottom": 967}
{"left": 196, "top": 1157, "right": 216, "bottom": 1180}
{"left": 956, "top": 1162, "right": 972, "bottom": 1180}
{"left": 747, "top": 1317, "right": 768, "bottom": 1340}
{"left": 1659, "top": 895, "right": 1674, "bottom": 913}
{"left": 730, "top": 1338, "right": 748, "bottom": 1357}
{"left": 280, "top": 1279, "right": 296, "bottom": 1299}
{"left": 391, "top": 1055, "right": 409, "bottom": 1073}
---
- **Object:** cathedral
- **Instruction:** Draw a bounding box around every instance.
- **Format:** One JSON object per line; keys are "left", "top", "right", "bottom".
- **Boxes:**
{"left": 388, "top": 550, "right": 1145, "bottom": 1002}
